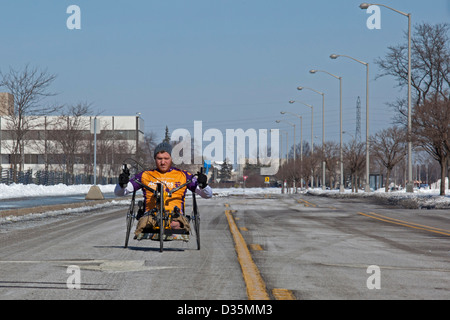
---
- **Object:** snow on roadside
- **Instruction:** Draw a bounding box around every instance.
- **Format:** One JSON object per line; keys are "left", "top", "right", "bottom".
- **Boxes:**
{"left": 0, "top": 183, "right": 449, "bottom": 225}
{"left": 308, "top": 187, "right": 450, "bottom": 209}
{"left": 0, "top": 183, "right": 116, "bottom": 199}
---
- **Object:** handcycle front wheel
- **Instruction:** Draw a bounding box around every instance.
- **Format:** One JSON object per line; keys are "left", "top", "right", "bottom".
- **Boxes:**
{"left": 193, "top": 213, "right": 200, "bottom": 250}
{"left": 158, "top": 183, "right": 165, "bottom": 253}
{"left": 125, "top": 212, "right": 134, "bottom": 248}
{"left": 124, "top": 191, "right": 136, "bottom": 248}
{"left": 192, "top": 193, "right": 200, "bottom": 250}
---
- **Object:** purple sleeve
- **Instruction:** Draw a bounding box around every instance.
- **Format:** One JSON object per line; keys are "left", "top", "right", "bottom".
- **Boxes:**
{"left": 129, "top": 172, "right": 144, "bottom": 191}
{"left": 186, "top": 172, "right": 198, "bottom": 193}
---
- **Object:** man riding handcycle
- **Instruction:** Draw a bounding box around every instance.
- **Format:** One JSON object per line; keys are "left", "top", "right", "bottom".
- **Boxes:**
{"left": 114, "top": 142, "right": 212, "bottom": 246}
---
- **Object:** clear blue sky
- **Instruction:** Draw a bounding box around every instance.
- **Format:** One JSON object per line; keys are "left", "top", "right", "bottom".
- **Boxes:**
{"left": 1, "top": 0, "right": 449, "bottom": 147}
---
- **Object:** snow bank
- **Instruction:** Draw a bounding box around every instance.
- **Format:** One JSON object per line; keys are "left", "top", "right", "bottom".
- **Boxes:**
{"left": 0, "top": 183, "right": 448, "bottom": 226}
{"left": 309, "top": 187, "right": 450, "bottom": 209}
{"left": 0, "top": 183, "right": 116, "bottom": 199}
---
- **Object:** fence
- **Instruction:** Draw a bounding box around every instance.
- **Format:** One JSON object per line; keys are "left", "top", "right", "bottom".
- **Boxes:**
{"left": 0, "top": 169, "right": 118, "bottom": 186}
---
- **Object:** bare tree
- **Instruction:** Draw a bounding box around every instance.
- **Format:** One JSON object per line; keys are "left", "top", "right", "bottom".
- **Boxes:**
{"left": 376, "top": 22, "right": 450, "bottom": 194}
{"left": 370, "top": 127, "right": 407, "bottom": 192}
{"left": 343, "top": 139, "right": 366, "bottom": 192}
{"left": 275, "top": 160, "right": 297, "bottom": 191}
{"left": 323, "top": 141, "right": 339, "bottom": 189}
{"left": 412, "top": 97, "right": 450, "bottom": 195}
{"left": 47, "top": 103, "right": 92, "bottom": 182}
{"left": 140, "top": 131, "right": 158, "bottom": 167}
{"left": 376, "top": 23, "right": 450, "bottom": 109}
{"left": 0, "top": 64, "right": 60, "bottom": 178}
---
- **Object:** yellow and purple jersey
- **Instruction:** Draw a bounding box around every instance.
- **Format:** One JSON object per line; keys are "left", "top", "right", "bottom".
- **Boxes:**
{"left": 130, "top": 167, "right": 197, "bottom": 213}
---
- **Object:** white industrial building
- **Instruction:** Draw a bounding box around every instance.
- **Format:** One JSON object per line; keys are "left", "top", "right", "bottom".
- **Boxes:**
{"left": 0, "top": 92, "right": 144, "bottom": 179}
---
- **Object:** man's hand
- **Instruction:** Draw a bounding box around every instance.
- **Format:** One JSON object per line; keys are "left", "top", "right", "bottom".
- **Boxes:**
{"left": 119, "top": 166, "right": 130, "bottom": 188}
{"left": 197, "top": 171, "right": 208, "bottom": 189}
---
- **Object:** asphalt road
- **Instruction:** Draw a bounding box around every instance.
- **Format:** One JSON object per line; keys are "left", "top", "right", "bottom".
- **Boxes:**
{"left": 0, "top": 192, "right": 449, "bottom": 300}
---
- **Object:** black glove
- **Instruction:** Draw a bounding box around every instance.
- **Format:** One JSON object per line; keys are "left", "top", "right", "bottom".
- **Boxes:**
{"left": 197, "top": 171, "right": 208, "bottom": 189}
{"left": 119, "top": 165, "right": 130, "bottom": 188}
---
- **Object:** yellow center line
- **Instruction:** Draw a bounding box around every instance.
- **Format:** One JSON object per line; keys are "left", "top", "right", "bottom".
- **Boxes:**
{"left": 357, "top": 211, "right": 450, "bottom": 237}
{"left": 297, "top": 199, "right": 317, "bottom": 207}
{"left": 368, "top": 211, "right": 450, "bottom": 233}
{"left": 249, "top": 244, "right": 263, "bottom": 251}
{"left": 297, "top": 200, "right": 309, "bottom": 207}
{"left": 272, "top": 288, "right": 296, "bottom": 300}
{"left": 224, "top": 208, "right": 270, "bottom": 300}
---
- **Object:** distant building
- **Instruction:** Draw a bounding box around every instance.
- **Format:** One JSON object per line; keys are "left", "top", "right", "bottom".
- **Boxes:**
{"left": 0, "top": 93, "right": 144, "bottom": 177}
{"left": 0, "top": 93, "right": 14, "bottom": 116}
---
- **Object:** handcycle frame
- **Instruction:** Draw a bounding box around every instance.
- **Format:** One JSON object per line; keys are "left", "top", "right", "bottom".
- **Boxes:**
{"left": 124, "top": 164, "right": 201, "bottom": 252}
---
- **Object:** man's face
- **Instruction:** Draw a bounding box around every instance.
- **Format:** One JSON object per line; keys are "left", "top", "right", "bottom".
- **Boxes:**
{"left": 155, "top": 152, "right": 172, "bottom": 173}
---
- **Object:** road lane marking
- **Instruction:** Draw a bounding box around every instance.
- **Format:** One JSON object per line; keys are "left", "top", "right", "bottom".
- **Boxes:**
{"left": 272, "top": 288, "right": 296, "bottom": 300}
{"left": 357, "top": 212, "right": 450, "bottom": 237}
{"left": 297, "top": 200, "right": 309, "bottom": 207}
{"left": 297, "top": 199, "right": 317, "bottom": 207}
{"left": 368, "top": 211, "right": 450, "bottom": 233}
{"left": 224, "top": 208, "right": 270, "bottom": 300}
{"left": 249, "top": 244, "right": 263, "bottom": 251}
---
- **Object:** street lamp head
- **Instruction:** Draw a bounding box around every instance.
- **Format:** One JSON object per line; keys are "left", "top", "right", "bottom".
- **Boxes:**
{"left": 359, "top": 3, "right": 371, "bottom": 9}
{"left": 330, "top": 54, "right": 339, "bottom": 59}
{"left": 275, "top": 120, "right": 281, "bottom": 123}
{"left": 288, "top": 100, "right": 295, "bottom": 104}
{"left": 297, "top": 86, "right": 303, "bottom": 91}
{"left": 280, "top": 111, "right": 286, "bottom": 115}
{"left": 309, "top": 69, "right": 317, "bottom": 74}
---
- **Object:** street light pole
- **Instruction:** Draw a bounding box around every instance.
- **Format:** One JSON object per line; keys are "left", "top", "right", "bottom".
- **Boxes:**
{"left": 289, "top": 100, "right": 314, "bottom": 188}
{"left": 279, "top": 129, "right": 288, "bottom": 192}
{"left": 276, "top": 119, "right": 297, "bottom": 192}
{"left": 280, "top": 112, "right": 303, "bottom": 189}
{"left": 330, "top": 54, "right": 371, "bottom": 192}
{"left": 280, "top": 130, "right": 288, "bottom": 163}
{"left": 298, "top": 86, "right": 326, "bottom": 190}
{"left": 359, "top": 3, "right": 413, "bottom": 192}
{"left": 94, "top": 116, "right": 97, "bottom": 186}
{"left": 310, "top": 69, "right": 345, "bottom": 193}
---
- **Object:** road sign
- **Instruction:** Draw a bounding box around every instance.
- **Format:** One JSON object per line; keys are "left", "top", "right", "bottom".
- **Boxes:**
{"left": 204, "top": 160, "right": 211, "bottom": 175}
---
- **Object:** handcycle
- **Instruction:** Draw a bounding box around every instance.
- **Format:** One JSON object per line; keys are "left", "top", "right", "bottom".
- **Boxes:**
{"left": 122, "top": 162, "right": 201, "bottom": 252}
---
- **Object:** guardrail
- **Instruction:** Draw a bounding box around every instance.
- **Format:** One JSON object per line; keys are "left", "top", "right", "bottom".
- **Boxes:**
{"left": 0, "top": 169, "right": 118, "bottom": 186}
